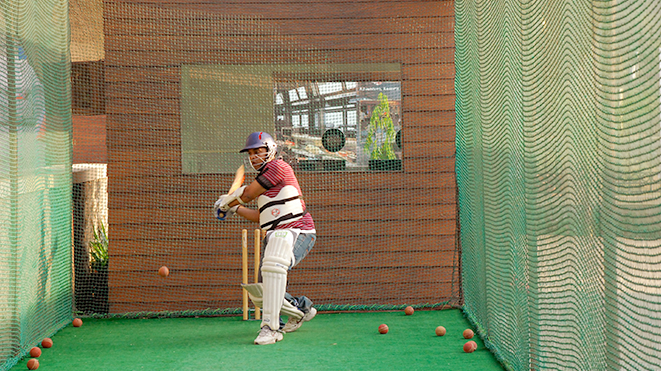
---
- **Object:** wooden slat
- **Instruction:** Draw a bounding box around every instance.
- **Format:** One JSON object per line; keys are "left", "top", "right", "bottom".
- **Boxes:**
{"left": 403, "top": 79, "right": 455, "bottom": 96}
{"left": 404, "top": 64, "right": 455, "bottom": 80}
{"left": 106, "top": 267, "right": 456, "bottom": 291}
{"left": 104, "top": 59, "right": 456, "bottom": 85}
{"left": 104, "top": 68, "right": 446, "bottom": 92}
{"left": 290, "top": 266, "right": 458, "bottom": 285}
{"left": 107, "top": 219, "right": 454, "bottom": 241}
{"left": 106, "top": 82, "right": 181, "bottom": 99}
{"left": 105, "top": 136, "right": 455, "bottom": 159}
{"left": 105, "top": 16, "right": 454, "bottom": 36}
{"left": 105, "top": 172, "right": 456, "bottom": 193}
{"left": 108, "top": 245, "right": 458, "bottom": 267}
{"left": 106, "top": 145, "right": 180, "bottom": 162}
{"left": 403, "top": 111, "right": 456, "bottom": 126}
{"left": 106, "top": 157, "right": 455, "bottom": 178}
{"left": 106, "top": 98, "right": 179, "bottom": 115}
{"left": 106, "top": 143, "right": 455, "bottom": 165}
{"left": 73, "top": 115, "right": 107, "bottom": 164}
{"left": 107, "top": 301, "right": 235, "bottom": 314}
{"left": 107, "top": 186, "right": 456, "bottom": 210}
{"left": 107, "top": 289, "right": 457, "bottom": 313}
{"left": 105, "top": 79, "right": 453, "bottom": 101}
{"left": 404, "top": 141, "right": 455, "bottom": 157}
{"left": 107, "top": 169, "right": 455, "bottom": 185}
{"left": 106, "top": 96, "right": 452, "bottom": 120}
{"left": 289, "top": 289, "right": 455, "bottom": 306}
{"left": 108, "top": 204, "right": 456, "bottom": 225}
{"left": 107, "top": 160, "right": 182, "bottom": 176}
{"left": 108, "top": 0, "right": 451, "bottom": 3}
{"left": 406, "top": 125, "right": 456, "bottom": 142}
{"left": 404, "top": 96, "right": 454, "bottom": 112}
{"left": 295, "top": 250, "right": 458, "bottom": 269}
{"left": 110, "top": 254, "right": 244, "bottom": 272}
{"left": 105, "top": 80, "right": 454, "bottom": 101}
{"left": 106, "top": 132, "right": 455, "bottom": 158}
{"left": 105, "top": 66, "right": 180, "bottom": 83}
{"left": 109, "top": 0, "right": 454, "bottom": 4}
{"left": 109, "top": 250, "right": 456, "bottom": 274}
{"left": 107, "top": 281, "right": 452, "bottom": 305}
{"left": 106, "top": 2, "right": 454, "bottom": 20}
{"left": 108, "top": 235, "right": 456, "bottom": 254}
{"left": 105, "top": 33, "right": 450, "bottom": 52}
{"left": 106, "top": 129, "right": 180, "bottom": 146}
{"left": 105, "top": 48, "right": 455, "bottom": 67}
{"left": 272, "top": 71, "right": 401, "bottom": 82}
{"left": 107, "top": 114, "right": 180, "bottom": 131}
{"left": 403, "top": 156, "right": 455, "bottom": 173}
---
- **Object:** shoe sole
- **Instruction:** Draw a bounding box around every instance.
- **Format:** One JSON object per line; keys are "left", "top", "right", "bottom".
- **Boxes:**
{"left": 254, "top": 334, "right": 283, "bottom": 345}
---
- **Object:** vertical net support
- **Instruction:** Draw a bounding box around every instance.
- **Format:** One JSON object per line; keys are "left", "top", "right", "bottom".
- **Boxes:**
{"left": 0, "top": 1, "right": 72, "bottom": 370}
{"left": 456, "top": 0, "right": 661, "bottom": 370}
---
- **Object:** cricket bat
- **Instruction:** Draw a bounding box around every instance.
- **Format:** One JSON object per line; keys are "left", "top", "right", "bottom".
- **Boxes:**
{"left": 227, "top": 165, "right": 245, "bottom": 195}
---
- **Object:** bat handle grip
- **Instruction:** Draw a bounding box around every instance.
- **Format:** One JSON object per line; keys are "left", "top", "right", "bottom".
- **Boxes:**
{"left": 216, "top": 209, "right": 228, "bottom": 221}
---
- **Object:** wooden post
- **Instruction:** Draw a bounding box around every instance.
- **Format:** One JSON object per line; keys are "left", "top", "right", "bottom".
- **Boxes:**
{"left": 242, "top": 229, "right": 248, "bottom": 320}
{"left": 254, "top": 229, "right": 261, "bottom": 320}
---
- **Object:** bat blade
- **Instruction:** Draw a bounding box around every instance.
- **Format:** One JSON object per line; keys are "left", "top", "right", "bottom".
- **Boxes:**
{"left": 227, "top": 165, "right": 245, "bottom": 194}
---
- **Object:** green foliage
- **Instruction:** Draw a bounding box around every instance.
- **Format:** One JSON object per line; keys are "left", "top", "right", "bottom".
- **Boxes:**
{"left": 364, "top": 93, "right": 397, "bottom": 160}
{"left": 89, "top": 223, "right": 108, "bottom": 270}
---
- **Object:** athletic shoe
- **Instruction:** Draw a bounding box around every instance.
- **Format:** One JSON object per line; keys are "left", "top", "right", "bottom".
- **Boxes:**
{"left": 282, "top": 307, "right": 317, "bottom": 333}
{"left": 254, "top": 326, "right": 284, "bottom": 345}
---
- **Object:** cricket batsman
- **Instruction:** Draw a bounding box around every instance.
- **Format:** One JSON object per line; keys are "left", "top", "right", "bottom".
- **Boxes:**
{"left": 214, "top": 132, "right": 317, "bottom": 345}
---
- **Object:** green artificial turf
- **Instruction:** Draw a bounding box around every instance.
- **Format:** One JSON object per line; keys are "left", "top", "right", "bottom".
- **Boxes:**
{"left": 11, "top": 309, "right": 503, "bottom": 370}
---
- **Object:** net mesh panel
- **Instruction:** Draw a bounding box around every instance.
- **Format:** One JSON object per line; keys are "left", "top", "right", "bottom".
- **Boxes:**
{"left": 0, "top": 0, "right": 72, "bottom": 370}
{"left": 67, "top": 0, "right": 459, "bottom": 323}
{"left": 456, "top": 0, "right": 661, "bottom": 370}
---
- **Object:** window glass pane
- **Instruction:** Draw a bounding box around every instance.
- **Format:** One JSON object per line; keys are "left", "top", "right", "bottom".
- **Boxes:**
{"left": 347, "top": 111, "right": 357, "bottom": 127}
{"left": 324, "top": 111, "right": 343, "bottom": 129}
{"left": 318, "top": 82, "right": 342, "bottom": 95}
{"left": 297, "top": 87, "right": 307, "bottom": 99}
{"left": 288, "top": 89, "right": 298, "bottom": 101}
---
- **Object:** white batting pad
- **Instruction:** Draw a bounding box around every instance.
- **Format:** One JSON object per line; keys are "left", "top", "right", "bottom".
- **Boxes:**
{"left": 281, "top": 298, "right": 304, "bottom": 320}
{"left": 241, "top": 283, "right": 302, "bottom": 318}
{"left": 260, "top": 230, "right": 295, "bottom": 330}
{"left": 242, "top": 283, "right": 263, "bottom": 308}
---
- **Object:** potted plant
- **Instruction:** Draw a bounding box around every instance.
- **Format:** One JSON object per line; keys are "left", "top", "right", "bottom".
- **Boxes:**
{"left": 89, "top": 223, "right": 109, "bottom": 314}
{"left": 364, "top": 93, "right": 401, "bottom": 171}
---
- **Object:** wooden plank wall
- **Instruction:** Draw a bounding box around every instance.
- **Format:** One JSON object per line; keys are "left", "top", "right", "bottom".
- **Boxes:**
{"left": 104, "top": 0, "right": 457, "bottom": 313}
{"left": 73, "top": 115, "right": 107, "bottom": 164}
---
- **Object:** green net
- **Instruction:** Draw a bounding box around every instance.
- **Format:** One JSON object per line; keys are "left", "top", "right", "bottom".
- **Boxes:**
{"left": 456, "top": 0, "right": 661, "bottom": 370}
{"left": 0, "top": 0, "right": 72, "bottom": 370}
{"left": 2, "top": 1, "right": 461, "bottom": 369}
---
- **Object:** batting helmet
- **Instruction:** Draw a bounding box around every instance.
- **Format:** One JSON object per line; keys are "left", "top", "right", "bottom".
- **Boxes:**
{"left": 240, "top": 131, "right": 277, "bottom": 169}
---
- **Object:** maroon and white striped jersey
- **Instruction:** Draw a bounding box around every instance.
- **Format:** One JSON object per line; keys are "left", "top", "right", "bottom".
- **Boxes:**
{"left": 256, "top": 159, "right": 315, "bottom": 231}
